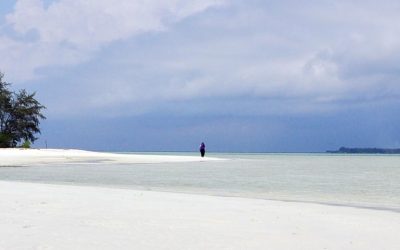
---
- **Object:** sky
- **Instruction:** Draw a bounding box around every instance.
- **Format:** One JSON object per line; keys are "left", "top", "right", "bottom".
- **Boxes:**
{"left": 1, "top": 0, "right": 400, "bottom": 152}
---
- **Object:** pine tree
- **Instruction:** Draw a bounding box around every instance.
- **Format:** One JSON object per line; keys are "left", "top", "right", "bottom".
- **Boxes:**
{"left": 0, "top": 72, "right": 46, "bottom": 148}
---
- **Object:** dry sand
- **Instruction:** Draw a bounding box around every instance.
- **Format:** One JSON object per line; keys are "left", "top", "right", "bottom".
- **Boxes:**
{"left": 0, "top": 148, "right": 221, "bottom": 166}
{"left": 0, "top": 181, "right": 399, "bottom": 250}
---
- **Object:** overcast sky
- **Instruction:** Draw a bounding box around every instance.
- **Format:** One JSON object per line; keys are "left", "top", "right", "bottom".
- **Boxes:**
{"left": 1, "top": 0, "right": 400, "bottom": 152}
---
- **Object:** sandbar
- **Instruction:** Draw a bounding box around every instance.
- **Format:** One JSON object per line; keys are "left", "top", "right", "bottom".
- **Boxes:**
{"left": 0, "top": 148, "right": 220, "bottom": 166}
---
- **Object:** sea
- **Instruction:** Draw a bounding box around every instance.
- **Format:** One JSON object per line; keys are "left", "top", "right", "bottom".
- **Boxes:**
{"left": 1, "top": 153, "right": 399, "bottom": 212}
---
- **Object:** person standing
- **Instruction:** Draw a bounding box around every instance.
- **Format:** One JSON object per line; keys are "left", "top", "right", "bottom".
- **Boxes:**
{"left": 199, "top": 142, "right": 206, "bottom": 157}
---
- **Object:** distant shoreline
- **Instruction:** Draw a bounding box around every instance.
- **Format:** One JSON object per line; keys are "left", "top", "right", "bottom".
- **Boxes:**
{"left": 327, "top": 147, "right": 400, "bottom": 154}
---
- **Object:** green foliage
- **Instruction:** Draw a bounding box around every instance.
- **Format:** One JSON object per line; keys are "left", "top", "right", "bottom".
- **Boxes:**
{"left": 21, "top": 140, "right": 31, "bottom": 149}
{"left": 0, "top": 133, "right": 12, "bottom": 148}
{"left": 0, "top": 72, "right": 46, "bottom": 148}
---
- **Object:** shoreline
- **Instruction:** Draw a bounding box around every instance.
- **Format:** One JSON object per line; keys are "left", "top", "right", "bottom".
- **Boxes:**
{"left": 1, "top": 180, "right": 399, "bottom": 250}
{"left": 3, "top": 179, "right": 400, "bottom": 214}
{"left": 0, "top": 148, "right": 223, "bottom": 166}
{"left": 1, "top": 149, "right": 398, "bottom": 214}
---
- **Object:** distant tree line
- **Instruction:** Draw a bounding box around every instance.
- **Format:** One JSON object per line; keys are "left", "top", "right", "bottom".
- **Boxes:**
{"left": 327, "top": 147, "right": 400, "bottom": 154}
{"left": 0, "top": 72, "right": 46, "bottom": 148}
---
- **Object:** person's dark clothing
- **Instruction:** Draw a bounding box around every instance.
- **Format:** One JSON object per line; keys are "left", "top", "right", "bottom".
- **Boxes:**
{"left": 199, "top": 143, "right": 206, "bottom": 157}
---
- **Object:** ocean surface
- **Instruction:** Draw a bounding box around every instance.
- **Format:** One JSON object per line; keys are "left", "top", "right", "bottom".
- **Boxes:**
{"left": 1, "top": 153, "right": 399, "bottom": 212}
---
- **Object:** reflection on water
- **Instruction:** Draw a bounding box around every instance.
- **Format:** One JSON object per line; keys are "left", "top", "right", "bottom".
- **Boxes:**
{"left": 0, "top": 153, "right": 399, "bottom": 211}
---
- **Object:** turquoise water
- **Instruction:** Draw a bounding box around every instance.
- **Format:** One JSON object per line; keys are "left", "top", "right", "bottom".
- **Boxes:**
{"left": 1, "top": 153, "right": 399, "bottom": 211}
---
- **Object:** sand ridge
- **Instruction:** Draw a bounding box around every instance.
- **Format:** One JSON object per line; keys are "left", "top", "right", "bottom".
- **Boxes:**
{"left": 0, "top": 148, "right": 222, "bottom": 166}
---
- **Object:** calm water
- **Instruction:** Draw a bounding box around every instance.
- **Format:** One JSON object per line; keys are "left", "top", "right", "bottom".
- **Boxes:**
{"left": 1, "top": 153, "right": 399, "bottom": 211}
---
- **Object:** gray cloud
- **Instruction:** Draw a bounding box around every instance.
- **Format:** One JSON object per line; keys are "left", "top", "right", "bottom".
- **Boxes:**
{"left": 2, "top": 0, "right": 400, "bottom": 117}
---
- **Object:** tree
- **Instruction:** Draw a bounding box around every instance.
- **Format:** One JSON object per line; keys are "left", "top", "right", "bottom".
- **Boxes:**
{"left": 0, "top": 72, "right": 46, "bottom": 148}
{"left": 0, "top": 73, "right": 13, "bottom": 147}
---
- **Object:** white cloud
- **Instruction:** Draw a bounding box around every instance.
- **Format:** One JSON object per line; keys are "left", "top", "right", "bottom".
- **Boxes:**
{"left": 8, "top": 0, "right": 226, "bottom": 47}
{"left": 1, "top": 0, "right": 226, "bottom": 81}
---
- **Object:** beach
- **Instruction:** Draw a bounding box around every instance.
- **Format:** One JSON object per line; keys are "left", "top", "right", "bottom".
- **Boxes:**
{"left": 0, "top": 148, "right": 222, "bottom": 166}
{"left": 2, "top": 0, "right": 399, "bottom": 249}
{"left": 1, "top": 149, "right": 400, "bottom": 249}
{"left": 1, "top": 181, "right": 399, "bottom": 250}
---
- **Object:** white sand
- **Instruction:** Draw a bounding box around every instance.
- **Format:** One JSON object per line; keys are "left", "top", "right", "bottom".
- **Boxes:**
{"left": 1, "top": 181, "right": 399, "bottom": 250}
{"left": 0, "top": 148, "right": 221, "bottom": 166}
{"left": 1, "top": 149, "right": 399, "bottom": 249}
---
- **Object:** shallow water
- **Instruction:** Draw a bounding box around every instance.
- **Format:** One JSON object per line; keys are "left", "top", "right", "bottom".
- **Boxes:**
{"left": 1, "top": 153, "right": 399, "bottom": 211}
